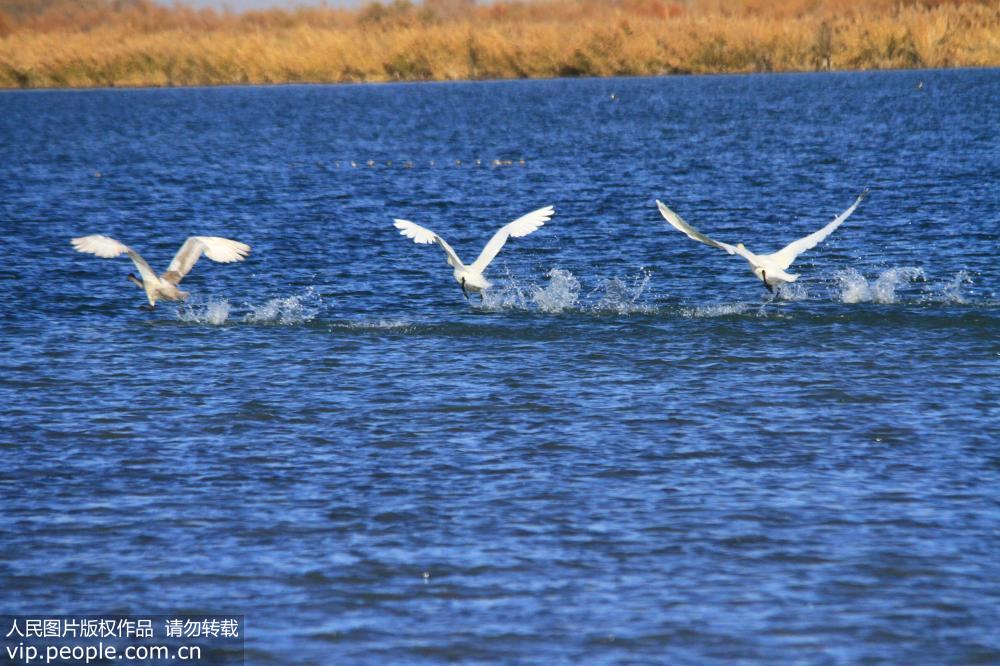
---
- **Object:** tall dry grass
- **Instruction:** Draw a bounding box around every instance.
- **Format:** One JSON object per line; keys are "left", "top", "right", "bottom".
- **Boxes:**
{"left": 0, "top": 0, "right": 996, "bottom": 88}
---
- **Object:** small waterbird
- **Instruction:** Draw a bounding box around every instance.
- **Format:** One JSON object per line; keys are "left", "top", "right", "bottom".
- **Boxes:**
{"left": 71, "top": 235, "right": 251, "bottom": 308}
{"left": 656, "top": 190, "right": 868, "bottom": 293}
{"left": 393, "top": 205, "right": 554, "bottom": 299}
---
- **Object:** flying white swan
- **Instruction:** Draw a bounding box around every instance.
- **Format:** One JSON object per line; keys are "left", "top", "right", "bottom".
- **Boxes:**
{"left": 393, "top": 205, "right": 554, "bottom": 298}
{"left": 71, "top": 235, "right": 251, "bottom": 308}
{"left": 656, "top": 190, "right": 868, "bottom": 293}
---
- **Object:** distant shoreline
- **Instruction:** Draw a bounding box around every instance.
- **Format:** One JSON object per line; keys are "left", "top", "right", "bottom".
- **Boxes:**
{"left": 1, "top": 1, "right": 997, "bottom": 90}
{"left": 0, "top": 66, "right": 994, "bottom": 94}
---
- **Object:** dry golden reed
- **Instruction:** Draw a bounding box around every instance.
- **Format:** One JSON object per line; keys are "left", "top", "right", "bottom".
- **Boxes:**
{"left": 0, "top": 0, "right": 997, "bottom": 88}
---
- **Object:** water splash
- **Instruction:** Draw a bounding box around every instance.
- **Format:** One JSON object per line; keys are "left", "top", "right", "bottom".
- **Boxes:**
{"left": 479, "top": 268, "right": 654, "bottom": 314}
{"left": 774, "top": 281, "right": 809, "bottom": 301}
{"left": 242, "top": 288, "right": 321, "bottom": 324}
{"left": 835, "top": 268, "right": 872, "bottom": 304}
{"left": 834, "top": 267, "right": 925, "bottom": 304}
{"left": 933, "top": 270, "right": 973, "bottom": 304}
{"left": 530, "top": 269, "right": 580, "bottom": 313}
{"left": 177, "top": 297, "right": 231, "bottom": 325}
{"left": 479, "top": 268, "right": 530, "bottom": 311}
{"left": 592, "top": 269, "right": 654, "bottom": 314}
{"left": 868, "top": 267, "right": 925, "bottom": 303}
{"left": 176, "top": 288, "right": 320, "bottom": 326}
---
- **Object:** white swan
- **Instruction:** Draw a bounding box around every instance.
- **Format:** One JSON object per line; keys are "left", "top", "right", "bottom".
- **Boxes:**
{"left": 71, "top": 235, "right": 251, "bottom": 308}
{"left": 393, "top": 205, "right": 554, "bottom": 298}
{"left": 656, "top": 190, "right": 868, "bottom": 293}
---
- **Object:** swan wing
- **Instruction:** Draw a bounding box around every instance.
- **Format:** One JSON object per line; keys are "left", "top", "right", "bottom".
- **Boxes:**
{"left": 393, "top": 219, "right": 464, "bottom": 269}
{"left": 72, "top": 234, "right": 158, "bottom": 284}
{"left": 163, "top": 236, "right": 250, "bottom": 284}
{"left": 656, "top": 200, "right": 738, "bottom": 255}
{"left": 768, "top": 190, "right": 868, "bottom": 270}
{"left": 470, "top": 205, "right": 553, "bottom": 273}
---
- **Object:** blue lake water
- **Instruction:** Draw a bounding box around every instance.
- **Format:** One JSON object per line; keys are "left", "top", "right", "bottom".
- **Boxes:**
{"left": 1, "top": 70, "right": 998, "bottom": 663}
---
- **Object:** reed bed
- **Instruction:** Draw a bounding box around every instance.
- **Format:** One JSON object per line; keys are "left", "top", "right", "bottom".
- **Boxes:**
{"left": 0, "top": 0, "right": 996, "bottom": 88}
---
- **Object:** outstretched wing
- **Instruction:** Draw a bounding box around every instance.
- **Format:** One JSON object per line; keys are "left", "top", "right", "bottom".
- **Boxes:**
{"left": 767, "top": 189, "right": 868, "bottom": 270}
{"left": 656, "top": 200, "right": 739, "bottom": 255}
{"left": 71, "top": 234, "right": 158, "bottom": 284}
{"left": 163, "top": 236, "right": 251, "bottom": 284}
{"left": 470, "top": 205, "right": 554, "bottom": 273}
{"left": 393, "top": 219, "right": 465, "bottom": 269}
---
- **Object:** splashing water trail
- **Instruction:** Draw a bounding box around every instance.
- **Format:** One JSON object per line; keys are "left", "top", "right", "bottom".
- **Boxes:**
{"left": 872, "top": 267, "right": 925, "bottom": 303}
{"left": 479, "top": 268, "right": 654, "bottom": 314}
{"left": 834, "top": 267, "right": 925, "bottom": 304}
{"left": 177, "top": 297, "right": 231, "bottom": 325}
{"left": 531, "top": 269, "right": 581, "bottom": 313}
{"left": 177, "top": 289, "right": 321, "bottom": 325}
{"left": 680, "top": 302, "right": 754, "bottom": 318}
{"left": 593, "top": 270, "right": 654, "bottom": 314}
{"left": 243, "top": 288, "right": 321, "bottom": 324}
{"left": 934, "top": 270, "right": 973, "bottom": 304}
{"left": 336, "top": 319, "right": 414, "bottom": 332}
{"left": 478, "top": 269, "right": 530, "bottom": 311}
{"left": 775, "top": 281, "right": 809, "bottom": 301}
{"left": 835, "top": 268, "right": 870, "bottom": 304}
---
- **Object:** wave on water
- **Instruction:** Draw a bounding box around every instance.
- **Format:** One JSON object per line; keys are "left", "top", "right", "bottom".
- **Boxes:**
{"left": 176, "top": 288, "right": 321, "bottom": 326}
{"left": 479, "top": 268, "right": 654, "bottom": 315}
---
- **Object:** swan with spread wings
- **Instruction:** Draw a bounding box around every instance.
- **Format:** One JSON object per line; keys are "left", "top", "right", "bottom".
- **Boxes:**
{"left": 393, "top": 205, "right": 554, "bottom": 299}
{"left": 72, "top": 235, "right": 251, "bottom": 308}
{"left": 656, "top": 191, "right": 868, "bottom": 293}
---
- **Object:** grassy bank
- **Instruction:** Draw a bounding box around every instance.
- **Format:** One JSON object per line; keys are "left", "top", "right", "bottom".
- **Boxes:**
{"left": 0, "top": 0, "right": 997, "bottom": 88}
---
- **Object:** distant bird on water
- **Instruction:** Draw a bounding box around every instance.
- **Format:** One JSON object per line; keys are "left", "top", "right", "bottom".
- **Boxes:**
{"left": 393, "top": 205, "right": 554, "bottom": 299}
{"left": 71, "top": 235, "right": 251, "bottom": 308}
{"left": 656, "top": 190, "right": 868, "bottom": 293}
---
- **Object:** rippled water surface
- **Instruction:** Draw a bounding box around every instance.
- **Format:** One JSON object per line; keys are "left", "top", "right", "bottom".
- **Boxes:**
{"left": 1, "top": 70, "right": 998, "bottom": 664}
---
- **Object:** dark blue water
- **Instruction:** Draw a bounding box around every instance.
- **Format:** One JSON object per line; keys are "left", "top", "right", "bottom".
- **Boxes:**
{"left": 1, "top": 70, "right": 998, "bottom": 664}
